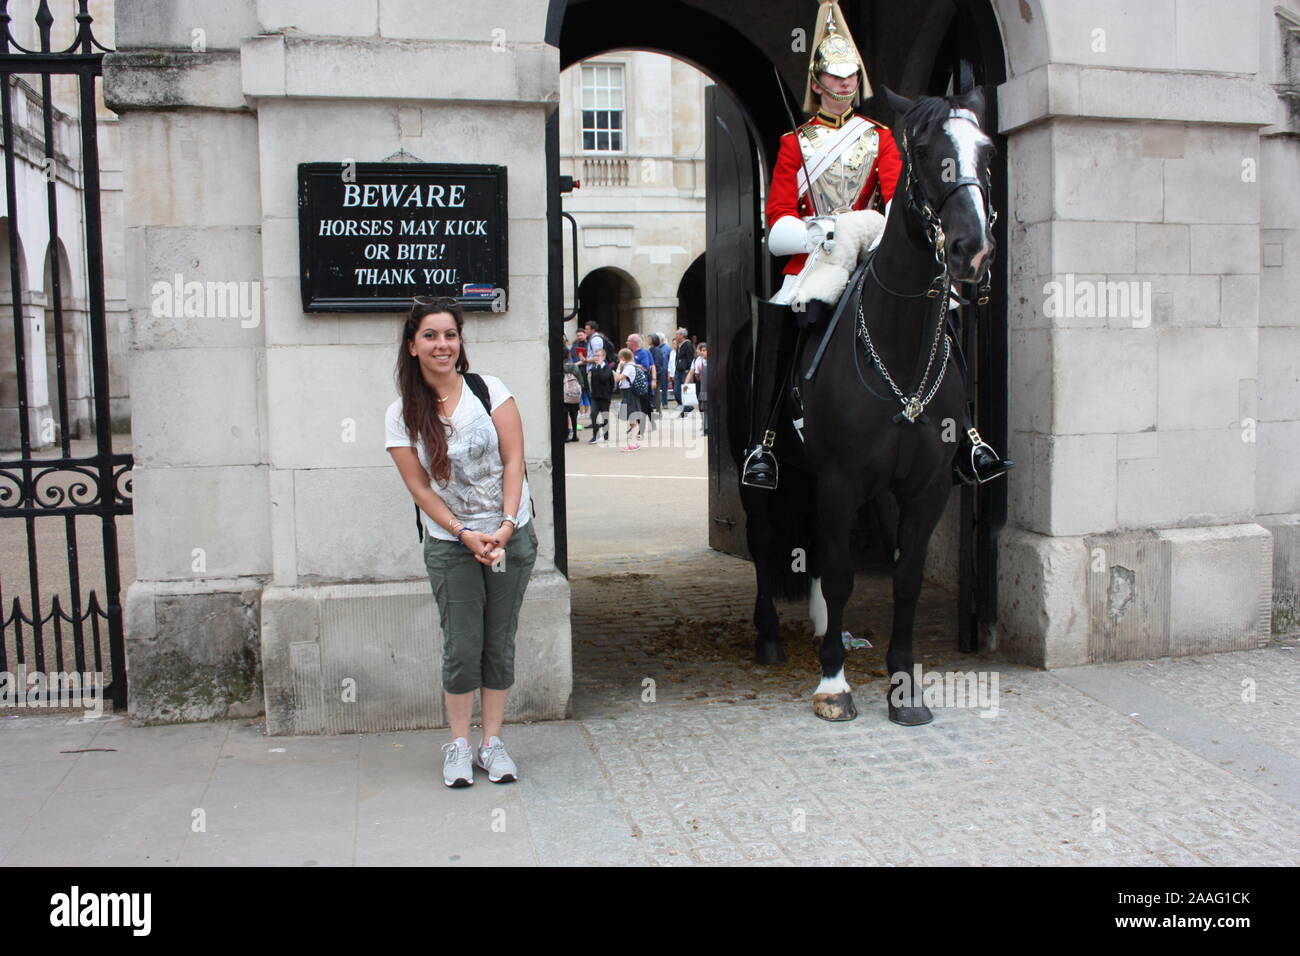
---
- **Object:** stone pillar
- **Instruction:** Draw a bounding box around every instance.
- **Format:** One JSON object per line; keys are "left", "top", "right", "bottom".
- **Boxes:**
{"left": 1256, "top": 4, "right": 1300, "bottom": 638}
{"left": 993, "top": 0, "right": 1281, "bottom": 665}
{"left": 106, "top": 0, "right": 569, "bottom": 731}
{"left": 106, "top": 7, "right": 270, "bottom": 720}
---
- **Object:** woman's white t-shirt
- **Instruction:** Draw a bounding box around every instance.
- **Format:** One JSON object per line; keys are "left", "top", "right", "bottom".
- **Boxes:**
{"left": 384, "top": 373, "right": 532, "bottom": 541}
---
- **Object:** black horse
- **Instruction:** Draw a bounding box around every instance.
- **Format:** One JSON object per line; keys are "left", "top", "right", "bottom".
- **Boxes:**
{"left": 728, "top": 87, "right": 998, "bottom": 724}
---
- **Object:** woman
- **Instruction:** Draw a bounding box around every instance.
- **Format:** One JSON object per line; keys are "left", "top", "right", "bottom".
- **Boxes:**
{"left": 562, "top": 357, "right": 582, "bottom": 442}
{"left": 685, "top": 342, "right": 708, "bottom": 435}
{"left": 614, "top": 346, "right": 644, "bottom": 451}
{"left": 385, "top": 296, "right": 538, "bottom": 788}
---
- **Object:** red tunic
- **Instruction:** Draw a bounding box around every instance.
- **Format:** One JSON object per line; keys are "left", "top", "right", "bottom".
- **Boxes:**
{"left": 765, "top": 114, "right": 902, "bottom": 276}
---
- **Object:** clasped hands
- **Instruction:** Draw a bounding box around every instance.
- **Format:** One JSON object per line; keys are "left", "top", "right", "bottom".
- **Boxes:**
{"left": 458, "top": 523, "right": 515, "bottom": 566}
{"left": 806, "top": 216, "right": 837, "bottom": 254}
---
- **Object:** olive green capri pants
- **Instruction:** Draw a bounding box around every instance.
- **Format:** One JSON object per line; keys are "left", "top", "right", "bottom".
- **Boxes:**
{"left": 423, "top": 521, "right": 538, "bottom": 695}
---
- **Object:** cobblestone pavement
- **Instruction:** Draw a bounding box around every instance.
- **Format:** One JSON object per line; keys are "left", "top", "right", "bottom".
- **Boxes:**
{"left": 565, "top": 547, "right": 1300, "bottom": 866}
{"left": 569, "top": 546, "right": 969, "bottom": 715}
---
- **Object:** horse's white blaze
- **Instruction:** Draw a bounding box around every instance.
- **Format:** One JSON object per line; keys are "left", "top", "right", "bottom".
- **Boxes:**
{"left": 810, "top": 575, "right": 828, "bottom": 637}
{"left": 945, "top": 116, "right": 992, "bottom": 272}
{"left": 815, "top": 667, "right": 851, "bottom": 695}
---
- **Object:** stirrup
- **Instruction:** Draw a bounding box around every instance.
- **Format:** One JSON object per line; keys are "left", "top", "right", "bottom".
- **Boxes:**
{"left": 741, "top": 430, "right": 779, "bottom": 489}
{"left": 955, "top": 427, "right": 1014, "bottom": 485}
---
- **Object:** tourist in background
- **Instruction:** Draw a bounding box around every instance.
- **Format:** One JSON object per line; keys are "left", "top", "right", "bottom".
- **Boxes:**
{"left": 672, "top": 328, "right": 695, "bottom": 407}
{"left": 586, "top": 347, "right": 615, "bottom": 442}
{"left": 614, "top": 346, "right": 646, "bottom": 451}
{"left": 684, "top": 341, "right": 708, "bottom": 436}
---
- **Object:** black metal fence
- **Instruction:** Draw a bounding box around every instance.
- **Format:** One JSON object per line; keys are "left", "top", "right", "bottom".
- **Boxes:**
{"left": 0, "top": 1, "right": 130, "bottom": 710}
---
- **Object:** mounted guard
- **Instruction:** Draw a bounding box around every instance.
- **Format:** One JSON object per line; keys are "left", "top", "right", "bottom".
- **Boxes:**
{"left": 740, "top": 0, "right": 1013, "bottom": 490}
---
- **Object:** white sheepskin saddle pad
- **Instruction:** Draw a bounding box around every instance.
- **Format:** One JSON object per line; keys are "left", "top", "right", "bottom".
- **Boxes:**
{"left": 794, "top": 209, "right": 886, "bottom": 308}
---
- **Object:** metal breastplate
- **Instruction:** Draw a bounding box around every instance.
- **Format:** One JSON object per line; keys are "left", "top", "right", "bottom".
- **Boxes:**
{"left": 799, "top": 123, "right": 879, "bottom": 215}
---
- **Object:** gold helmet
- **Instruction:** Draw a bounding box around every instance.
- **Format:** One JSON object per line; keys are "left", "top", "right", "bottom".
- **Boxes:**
{"left": 802, "top": 0, "right": 871, "bottom": 113}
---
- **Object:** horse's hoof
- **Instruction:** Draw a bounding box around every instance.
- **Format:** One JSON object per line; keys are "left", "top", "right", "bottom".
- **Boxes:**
{"left": 813, "top": 692, "right": 858, "bottom": 721}
{"left": 888, "top": 702, "right": 934, "bottom": 726}
{"left": 755, "top": 641, "right": 786, "bottom": 665}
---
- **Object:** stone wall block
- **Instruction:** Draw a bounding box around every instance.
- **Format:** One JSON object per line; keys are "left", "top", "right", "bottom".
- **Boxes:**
{"left": 1157, "top": 327, "right": 1257, "bottom": 430}
{"left": 130, "top": 465, "right": 273, "bottom": 580}
{"left": 126, "top": 582, "right": 264, "bottom": 724}
{"left": 1052, "top": 329, "right": 1158, "bottom": 434}
{"left": 129, "top": 348, "right": 262, "bottom": 467}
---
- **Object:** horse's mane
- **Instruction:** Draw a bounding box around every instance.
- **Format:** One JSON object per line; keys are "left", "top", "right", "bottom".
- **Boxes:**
{"left": 899, "top": 94, "right": 973, "bottom": 143}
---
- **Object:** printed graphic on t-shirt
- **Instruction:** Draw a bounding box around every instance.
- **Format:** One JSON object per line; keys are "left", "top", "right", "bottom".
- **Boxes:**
{"left": 443, "top": 412, "right": 500, "bottom": 520}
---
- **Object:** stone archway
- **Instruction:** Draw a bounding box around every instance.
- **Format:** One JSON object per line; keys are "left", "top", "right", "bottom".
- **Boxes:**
{"left": 576, "top": 265, "right": 640, "bottom": 351}
{"left": 676, "top": 253, "right": 705, "bottom": 343}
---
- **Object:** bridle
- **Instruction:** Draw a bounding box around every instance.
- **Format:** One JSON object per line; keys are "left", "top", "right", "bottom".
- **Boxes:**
{"left": 853, "top": 107, "right": 997, "bottom": 424}
{"left": 871, "top": 107, "right": 998, "bottom": 305}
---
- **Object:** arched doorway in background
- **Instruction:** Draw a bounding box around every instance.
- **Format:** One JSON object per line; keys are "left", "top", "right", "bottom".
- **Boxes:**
{"left": 675, "top": 253, "right": 705, "bottom": 344}
{"left": 576, "top": 266, "right": 640, "bottom": 351}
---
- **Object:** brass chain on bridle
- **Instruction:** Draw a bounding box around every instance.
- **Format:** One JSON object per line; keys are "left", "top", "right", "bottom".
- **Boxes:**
{"left": 857, "top": 112, "right": 997, "bottom": 423}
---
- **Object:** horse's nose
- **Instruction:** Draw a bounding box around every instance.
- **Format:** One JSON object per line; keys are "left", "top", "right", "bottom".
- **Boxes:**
{"left": 950, "top": 234, "right": 992, "bottom": 278}
{"left": 949, "top": 235, "right": 978, "bottom": 267}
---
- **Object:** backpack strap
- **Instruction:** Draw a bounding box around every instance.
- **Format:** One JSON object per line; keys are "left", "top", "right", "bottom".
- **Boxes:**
{"left": 463, "top": 371, "right": 493, "bottom": 415}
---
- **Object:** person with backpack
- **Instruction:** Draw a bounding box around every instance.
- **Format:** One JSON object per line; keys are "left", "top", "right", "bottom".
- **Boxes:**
{"left": 562, "top": 355, "right": 582, "bottom": 442}
{"left": 614, "top": 346, "right": 648, "bottom": 451}
{"left": 627, "top": 333, "right": 657, "bottom": 431}
{"left": 385, "top": 295, "right": 537, "bottom": 788}
{"left": 586, "top": 347, "right": 615, "bottom": 443}
{"left": 582, "top": 320, "right": 614, "bottom": 375}
{"left": 571, "top": 329, "right": 591, "bottom": 425}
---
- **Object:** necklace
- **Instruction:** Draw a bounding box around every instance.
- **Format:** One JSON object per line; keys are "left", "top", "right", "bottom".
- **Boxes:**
{"left": 436, "top": 376, "right": 462, "bottom": 404}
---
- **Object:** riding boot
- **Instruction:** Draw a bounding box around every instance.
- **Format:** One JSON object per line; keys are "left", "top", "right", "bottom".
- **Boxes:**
{"left": 741, "top": 298, "right": 791, "bottom": 490}
{"left": 953, "top": 421, "right": 1015, "bottom": 485}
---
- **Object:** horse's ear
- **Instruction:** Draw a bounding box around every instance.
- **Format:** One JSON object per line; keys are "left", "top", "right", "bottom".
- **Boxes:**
{"left": 961, "top": 86, "right": 987, "bottom": 122}
{"left": 882, "top": 85, "right": 912, "bottom": 122}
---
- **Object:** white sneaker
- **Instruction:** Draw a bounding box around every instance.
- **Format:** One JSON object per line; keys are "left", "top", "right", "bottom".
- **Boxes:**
{"left": 441, "top": 737, "right": 473, "bottom": 787}
{"left": 474, "top": 736, "right": 518, "bottom": 783}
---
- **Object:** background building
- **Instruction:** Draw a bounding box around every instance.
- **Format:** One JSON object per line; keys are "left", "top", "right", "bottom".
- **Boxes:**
{"left": 559, "top": 51, "right": 707, "bottom": 347}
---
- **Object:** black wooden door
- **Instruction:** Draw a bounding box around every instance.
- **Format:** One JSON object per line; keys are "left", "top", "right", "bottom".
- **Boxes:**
{"left": 927, "top": 2, "right": 1010, "bottom": 653}
{"left": 704, "top": 84, "right": 760, "bottom": 558}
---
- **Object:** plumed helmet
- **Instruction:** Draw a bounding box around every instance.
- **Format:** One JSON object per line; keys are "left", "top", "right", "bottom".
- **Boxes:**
{"left": 803, "top": 0, "right": 871, "bottom": 113}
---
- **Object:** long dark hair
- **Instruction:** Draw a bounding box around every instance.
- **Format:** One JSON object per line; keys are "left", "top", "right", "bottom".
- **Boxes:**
{"left": 396, "top": 296, "right": 470, "bottom": 485}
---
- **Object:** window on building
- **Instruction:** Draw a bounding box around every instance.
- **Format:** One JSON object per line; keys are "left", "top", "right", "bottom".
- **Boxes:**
{"left": 581, "top": 64, "right": 624, "bottom": 151}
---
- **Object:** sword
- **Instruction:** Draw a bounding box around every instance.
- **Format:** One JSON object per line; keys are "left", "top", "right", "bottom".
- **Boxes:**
{"left": 773, "top": 65, "right": 822, "bottom": 219}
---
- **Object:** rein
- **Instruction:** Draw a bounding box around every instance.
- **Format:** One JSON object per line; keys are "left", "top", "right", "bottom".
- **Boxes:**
{"left": 852, "top": 108, "right": 997, "bottom": 424}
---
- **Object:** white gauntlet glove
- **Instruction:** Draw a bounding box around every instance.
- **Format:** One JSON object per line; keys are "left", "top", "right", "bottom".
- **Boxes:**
{"left": 768, "top": 215, "right": 837, "bottom": 257}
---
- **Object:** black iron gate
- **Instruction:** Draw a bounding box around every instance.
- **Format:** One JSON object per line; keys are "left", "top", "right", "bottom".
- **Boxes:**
{"left": 0, "top": 1, "right": 129, "bottom": 710}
